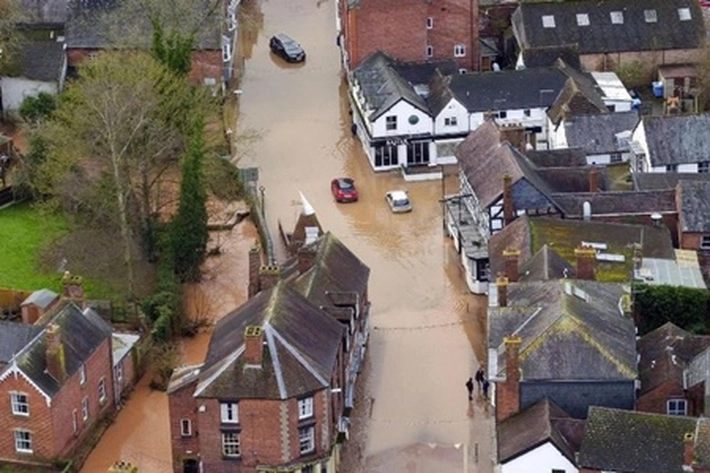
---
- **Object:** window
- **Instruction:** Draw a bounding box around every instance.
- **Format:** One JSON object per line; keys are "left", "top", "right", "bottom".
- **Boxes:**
{"left": 701, "top": 236, "right": 710, "bottom": 250}
{"left": 667, "top": 399, "right": 687, "bottom": 416}
{"left": 458, "top": 69, "right": 467, "bottom": 75}
{"left": 222, "top": 43, "right": 232, "bottom": 63}
{"left": 220, "top": 402, "right": 239, "bottom": 423}
{"left": 576, "top": 13, "right": 589, "bottom": 26}
{"left": 610, "top": 153, "right": 623, "bottom": 163}
{"left": 496, "top": 111, "right": 507, "bottom": 119}
{"left": 72, "top": 409, "right": 78, "bottom": 433}
{"left": 552, "top": 470, "right": 565, "bottom": 473}
{"left": 666, "top": 164, "right": 678, "bottom": 172}
{"left": 644, "top": 9, "right": 657, "bottom": 23}
{"left": 408, "top": 115, "right": 419, "bottom": 125}
{"left": 426, "top": 45, "right": 433, "bottom": 58}
{"left": 222, "top": 432, "right": 241, "bottom": 457}
{"left": 699, "top": 161, "right": 710, "bottom": 173}
{"left": 524, "top": 109, "right": 531, "bottom": 117}
{"left": 115, "top": 364, "right": 123, "bottom": 383}
{"left": 298, "top": 397, "right": 314, "bottom": 419}
{"left": 98, "top": 377, "right": 106, "bottom": 403}
{"left": 606, "top": 104, "right": 616, "bottom": 112}
{"left": 374, "top": 143, "right": 398, "bottom": 167}
{"left": 454, "top": 44, "right": 466, "bottom": 57}
{"left": 79, "top": 364, "right": 86, "bottom": 385}
{"left": 10, "top": 392, "right": 29, "bottom": 416}
{"left": 610, "top": 11, "right": 624, "bottom": 24}
{"left": 181, "top": 419, "right": 192, "bottom": 437}
{"left": 542, "top": 15, "right": 555, "bottom": 28}
{"left": 444, "top": 117, "right": 458, "bottom": 127}
{"left": 299, "top": 425, "right": 315, "bottom": 454}
{"left": 426, "top": 17, "right": 433, "bottom": 29}
{"left": 385, "top": 116, "right": 397, "bottom": 131}
{"left": 14, "top": 430, "right": 32, "bottom": 453}
{"left": 82, "top": 397, "right": 89, "bottom": 421}
{"left": 679, "top": 7, "right": 692, "bottom": 21}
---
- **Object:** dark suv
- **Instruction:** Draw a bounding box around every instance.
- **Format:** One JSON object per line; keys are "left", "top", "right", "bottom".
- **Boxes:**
{"left": 269, "top": 34, "right": 306, "bottom": 63}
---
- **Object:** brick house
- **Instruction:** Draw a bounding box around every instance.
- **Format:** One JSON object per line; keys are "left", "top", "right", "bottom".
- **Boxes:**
{"left": 0, "top": 300, "right": 114, "bottom": 467}
{"left": 636, "top": 323, "right": 710, "bottom": 417}
{"left": 677, "top": 180, "right": 710, "bottom": 253}
{"left": 337, "top": 0, "right": 480, "bottom": 72}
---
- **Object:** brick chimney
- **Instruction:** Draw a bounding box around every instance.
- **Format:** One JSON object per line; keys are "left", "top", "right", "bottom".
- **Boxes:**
{"left": 61, "top": 271, "right": 85, "bottom": 303}
{"left": 248, "top": 244, "right": 261, "bottom": 298}
{"left": 258, "top": 265, "right": 280, "bottom": 291}
{"left": 496, "top": 274, "right": 509, "bottom": 307}
{"left": 45, "top": 324, "right": 66, "bottom": 383}
{"left": 498, "top": 123, "right": 527, "bottom": 153}
{"left": 589, "top": 164, "right": 599, "bottom": 192}
{"left": 503, "top": 174, "right": 515, "bottom": 226}
{"left": 574, "top": 246, "right": 597, "bottom": 280}
{"left": 503, "top": 249, "right": 520, "bottom": 282}
{"left": 683, "top": 432, "right": 695, "bottom": 468}
{"left": 297, "top": 245, "right": 318, "bottom": 275}
{"left": 244, "top": 326, "right": 264, "bottom": 367}
{"left": 496, "top": 335, "right": 522, "bottom": 422}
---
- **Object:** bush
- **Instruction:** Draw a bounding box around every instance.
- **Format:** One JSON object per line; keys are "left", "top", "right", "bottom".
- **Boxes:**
{"left": 635, "top": 284, "right": 710, "bottom": 335}
{"left": 19, "top": 93, "right": 57, "bottom": 124}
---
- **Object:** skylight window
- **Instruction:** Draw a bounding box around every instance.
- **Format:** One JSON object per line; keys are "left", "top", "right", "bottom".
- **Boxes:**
{"left": 576, "top": 13, "right": 590, "bottom": 26}
{"left": 678, "top": 8, "right": 691, "bottom": 21}
{"left": 542, "top": 15, "right": 556, "bottom": 28}
{"left": 610, "top": 11, "right": 624, "bottom": 24}
{"left": 644, "top": 9, "right": 657, "bottom": 23}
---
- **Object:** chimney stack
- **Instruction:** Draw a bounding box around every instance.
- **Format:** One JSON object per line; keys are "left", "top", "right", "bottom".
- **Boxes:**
{"left": 248, "top": 244, "right": 262, "bottom": 298}
{"left": 683, "top": 432, "right": 695, "bottom": 468}
{"left": 244, "top": 326, "right": 264, "bottom": 367}
{"left": 45, "top": 324, "right": 66, "bottom": 383}
{"left": 589, "top": 165, "right": 599, "bottom": 192}
{"left": 496, "top": 274, "right": 509, "bottom": 307}
{"left": 61, "top": 271, "right": 85, "bottom": 304}
{"left": 496, "top": 335, "right": 522, "bottom": 422}
{"left": 297, "top": 245, "right": 318, "bottom": 275}
{"left": 503, "top": 174, "right": 515, "bottom": 226}
{"left": 498, "top": 123, "right": 527, "bottom": 153}
{"left": 258, "top": 265, "right": 280, "bottom": 291}
{"left": 503, "top": 248, "right": 520, "bottom": 282}
{"left": 574, "top": 246, "right": 597, "bottom": 280}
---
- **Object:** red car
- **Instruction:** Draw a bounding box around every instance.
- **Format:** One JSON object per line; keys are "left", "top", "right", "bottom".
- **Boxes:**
{"left": 331, "top": 178, "right": 358, "bottom": 203}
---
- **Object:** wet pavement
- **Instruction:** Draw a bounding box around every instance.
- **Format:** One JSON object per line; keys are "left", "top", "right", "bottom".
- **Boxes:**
{"left": 82, "top": 0, "right": 494, "bottom": 471}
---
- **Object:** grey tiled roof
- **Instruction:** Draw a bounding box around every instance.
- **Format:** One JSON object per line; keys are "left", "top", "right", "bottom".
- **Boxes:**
{"left": 633, "top": 173, "right": 710, "bottom": 191}
{"left": 643, "top": 114, "right": 710, "bottom": 167}
{"left": 0, "top": 322, "right": 42, "bottom": 365}
{"left": 512, "top": 0, "right": 706, "bottom": 55}
{"left": 12, "top": 40, "right": 66, "bottom": 82}
{"left": 579, "top": 407, "right": 699, "bottom": 473}
{"left": 679, "top": 180, "right": 710, "bottom": 232}
{"left": 547, "top": 61, "right": 608, "bottom": 125}
{"left": 550, "top": 189, "right": 677, "bottom": 218}
{"left": 22, "top": 0, "right": 69, "bottom": 24}
{"left": 525, "top": 148, "right": 587, "bottom": 168}
{"left": 521, "top": 45, "right": 581, "bottom": 69}
{"left": 564, "top": 111, "right": 640, "bottom": 155}
{"left": 519, "top": 244, "right": 576, "bottom": 282}
{"left": 22, "top": 289, "right": 59, "bottom": 309}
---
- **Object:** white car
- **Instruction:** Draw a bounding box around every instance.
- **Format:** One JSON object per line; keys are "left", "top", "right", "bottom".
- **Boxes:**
{"left": 385, "top": 190, "right": 412, "bottom": 213}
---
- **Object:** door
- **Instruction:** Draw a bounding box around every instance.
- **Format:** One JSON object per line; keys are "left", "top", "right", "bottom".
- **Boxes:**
{"left": 183, "top": 459, "right": 200, "bottom": 473}
{"left": 406, "top": 141, "right": 429, "bottom": 166}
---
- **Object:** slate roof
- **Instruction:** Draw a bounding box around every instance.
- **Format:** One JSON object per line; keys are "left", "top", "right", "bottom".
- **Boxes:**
{"left": 489, "top": 279, "right": 637, "bottom": 381}
{"left": 643, "top": 114, "right": 710, "bottom": 167}
{"left": 12, "top": 302, "right": 112, "bottom": 396}
{"left": 536, "top": 166, "right": 609, "bottom": 193}
{"left": 22, "top": 289, "right": 59, "bottom": 309}
{"left": 638, "top": 322, "right": 710, "bottom": 396}
{"left": 498, "top": 398, "right": 583, "bottom": 464}
{"left": 194, "top": 281, "right": 345, "bottom": 400}
{"left": 448, "top": 67, "right": 567, "bottom": 112}
{"left": 520, "top": 45, "right": 581, "bottom": 69}
{"left": 564, "top": 111, "right": 640, "bottom": 155}
{"left": 352, "top": 51, "right": 430, "bottom": 120}
{"left": 633, "top": 173, "right": 710, "bottom": 191}
{"left": 0, "top": 322, "right": 42, "bottom": 365}
{"left": 512, "top": 0, "right": 706, "bottom": 55}
{"left": 547, "top": 61, "right": 608, "bottom": 125}
{"left": 525, "top": 148, "right": 587, "bottom": 168}
{"left": 391, "top": 59, "right": 457, "bottom": 87}
{"left": 519, "top": 244, "right": 576, "bottom": 282}
{"left": 9, "top": 40, "right": 66, "bottom": 82}
{"left": 550, "top": 189, "right": 678, "bottom": 218}
{"left": 21, "top": 0, "right": 69, "bottom": 25}
{"left": 679, "top": 180, "right": 710, "bottom": 232}
{"left": 579, "top": 407, "right": 700, "bottom": 473}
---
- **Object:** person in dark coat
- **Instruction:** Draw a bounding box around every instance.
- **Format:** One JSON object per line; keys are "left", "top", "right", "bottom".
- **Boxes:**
{"left": 482, "top": 378, "right": 490, "bottom": 400}
{"left": 465, "top": 377, "right": 474, "bottom": 400}
{"left": 475, "top": 367, "right": 485, "bottom": 390}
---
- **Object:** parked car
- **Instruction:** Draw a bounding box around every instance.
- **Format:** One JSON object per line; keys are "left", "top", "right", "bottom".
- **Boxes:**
{"left": 269, "top": 34, "right": 306, "bottom": 63}
{"left": 331, "top": 178, "right": 358, "bottom": 203}
{"left": 385, "top": 190, "right": 412, "bottom": 213}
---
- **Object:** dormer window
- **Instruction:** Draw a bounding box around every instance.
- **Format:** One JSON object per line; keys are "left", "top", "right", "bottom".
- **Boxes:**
{"left": 426, "top": 17, "right": 433, "bottom": 29}
{"left": 679, "top": 7, "right": 691, "bottom": 21}
{"left": 79, "top": 364, "right": 86, "bottom": 385}
{"left": 610, "top": 11, "right": 624, "bottom": 24}
{"left": 644, "top": 9, "right": 657, "bottom": 23}
{"left": 576, "top": 13, "right": 589, "bottom": 26}
{"left": 542, "top": 15, "right": 555, "bottom": 28}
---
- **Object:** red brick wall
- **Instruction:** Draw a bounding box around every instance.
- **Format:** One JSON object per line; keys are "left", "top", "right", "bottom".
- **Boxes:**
{"left": 169, "top": 381, "right": 201, "bottom": 473}
{"left": 427, "top": 0, "right": 478, "bottom": 71}
{"left": 115, "top": 352, "right": 136, "bottom": 400}
{"left": 580, "top": 48, "right": 704, "bottom": 73}
{"left": 681, "top": 232, "right": 710, "bottom": 252}
{"left": 636, "top": 381, "right": 686, "bottom": 415}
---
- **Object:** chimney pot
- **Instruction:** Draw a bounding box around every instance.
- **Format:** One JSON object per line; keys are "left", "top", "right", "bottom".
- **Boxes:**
{"left": 244, "top": 326, "right": 264, "bottom": 367}
{"left": 683, "top": 432, "right": 695, "bottom": 467}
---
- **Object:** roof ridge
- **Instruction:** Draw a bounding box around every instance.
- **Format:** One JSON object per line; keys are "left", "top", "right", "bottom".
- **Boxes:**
{"left": 269, "top": 325, "right": 328, "bottom": 388}
{"left": 264, "top": 323, "right": 287, "bottom": 399}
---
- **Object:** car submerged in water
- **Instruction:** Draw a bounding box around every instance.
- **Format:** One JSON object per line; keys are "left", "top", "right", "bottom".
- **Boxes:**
{"left": 385, "top": 190, "right": 412, "bottom": 213}
{"left": 269, "top": 33, "right": 306, "bottom": 63}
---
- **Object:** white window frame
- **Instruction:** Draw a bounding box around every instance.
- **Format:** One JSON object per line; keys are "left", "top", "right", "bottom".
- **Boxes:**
{"left": 679, "top": 7, "right": 692, "bottom": 21}
{"left": 385, "top": 115, "right": 397, "bottom": 131}
{"left": 14, "top": 430, "right": 32, "bottom": 454}
{"left": 79, "top": 364, "right": 86, "bottom": 385}
{"left": 576, "top": 13, "right": 589, "bottom": 26}
{"left": 701, "top": 235, "right": 710, "bottom": 250}
{"left": 298, "top": 397, "right": 314, "bottom": 420}
{"left": 222, "top": 432, "right": 241, "bottom": 457}
{"left": 10, "top": 392, "right": 29, "bottom": 416}
{"left": 453, "top": 44, "right": 466, "bottom": 57}
{"left": 82, "top": 396, "right": 89, "bottom": 421}
{"left": 299, "top": 425, "right": 315, "bottom": 454}
{"left": 426, "top": 17, "right": 433, "bottom": 29}
{"left": 542, "top": 15, "right": 556, "bottom": 28}
{"left": 426, "top": 45, "right": 433, "bottom": 58}
{"left": 98, "top": 377, "right": 106, "bottom": 403}
{"left": 698, "top": 161, "right": 710, "bottom": 173}
{"left": 181, "top": 419, "right": 192, "bottom": 437}
{"left": 667, "top": 398, "right": 687, "bottom": 416}
{"left": 220, "top": 402, "right": 239, "bottom": 423}
{"left": 444, "top": 117, "right": 458, "bottom": 127}
{"left": 666, "top": 164, "right": 678, "bottom": 172}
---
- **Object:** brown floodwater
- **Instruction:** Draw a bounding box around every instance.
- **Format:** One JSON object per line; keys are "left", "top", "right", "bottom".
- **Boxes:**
{"left": 82, "top": 0, "right": 493, "bottom": 471}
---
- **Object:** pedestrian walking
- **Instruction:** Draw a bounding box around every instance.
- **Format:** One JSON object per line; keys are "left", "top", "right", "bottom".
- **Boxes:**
{"left": 465, "top": 377, "right": 474, "bottom": 400}
{"left": 475, "top": 367, "right": 485, "bottom": 390}
{"left": 482, "top": 378, "right": 490, "bottom": 400}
